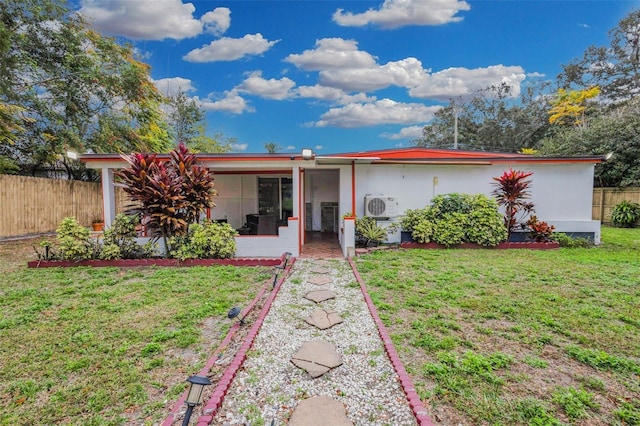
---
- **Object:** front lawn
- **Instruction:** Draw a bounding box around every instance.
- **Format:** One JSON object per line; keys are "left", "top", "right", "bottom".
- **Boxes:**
{"left": 356, "top": 227, "right": 640, "bottom": 425}
{"left": 0, "top": 238, "right": 270, "bottom": 425}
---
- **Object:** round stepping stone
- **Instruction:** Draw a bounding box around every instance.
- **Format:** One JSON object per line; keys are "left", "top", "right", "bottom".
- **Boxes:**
{"left": 288, "top": 395, "right": 353, "bottom": 426}
{"left": 310, "top": 266, "right": 331, "bottom": 274}
{"left": 308, "top": 276, "right": 331, "bottom": 286}
{"left": 290, "top": 340, "right": 343, "bottom": 378}
{"left": 304, "top": 308, "right": 343, "bottom": 330}
{"left": 303, "top": 289, "right": 336, "bottom": 304}
{"left": 315, "top": 260, "right": 331, "bottom": 267}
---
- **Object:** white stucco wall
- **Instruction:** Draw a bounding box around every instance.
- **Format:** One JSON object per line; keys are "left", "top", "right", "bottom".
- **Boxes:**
{"left": 354, "top": 162, "right": 600, "bottom": 242}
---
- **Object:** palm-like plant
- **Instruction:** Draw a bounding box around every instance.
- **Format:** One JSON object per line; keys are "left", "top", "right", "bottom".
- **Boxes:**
{"left": 492, "top": 168, "right": 535, "bottom": 239}
{"left": 116, "top": 143, "right": 216, "bottom": 256}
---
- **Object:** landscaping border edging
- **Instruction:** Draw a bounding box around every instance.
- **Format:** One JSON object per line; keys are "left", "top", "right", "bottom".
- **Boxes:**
{"left": 400, "top": 241, "right": 560, "bottom": 250}
{"left": 27, "top": 256, "right": 284, "bottom": 268}
{"left": 191, "top": 258, "right": 296, "bottom": 426}
{"left": 348, "top": 258, "right": 435, "bottom": 426}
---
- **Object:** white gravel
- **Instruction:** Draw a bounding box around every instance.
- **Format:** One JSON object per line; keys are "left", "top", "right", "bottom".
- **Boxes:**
{"left": 212, "top": 258, "right": 417, "bottom": 426}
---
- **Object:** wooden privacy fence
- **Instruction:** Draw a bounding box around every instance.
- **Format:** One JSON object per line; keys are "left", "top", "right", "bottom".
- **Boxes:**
{"left": 0, "top": 175, "right": 129, "bottom": 238}
{"left": 592, "top": 187, "right": 640, "bottom": 223}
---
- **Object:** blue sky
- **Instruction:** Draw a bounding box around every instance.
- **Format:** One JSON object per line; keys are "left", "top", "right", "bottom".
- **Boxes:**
{"left": 75, "top": 0, "right": 637, "bottom": 154}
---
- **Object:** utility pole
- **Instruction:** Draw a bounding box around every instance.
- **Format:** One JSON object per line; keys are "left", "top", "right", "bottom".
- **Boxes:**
{"left": 453, "top": 104, "right": 459, "bottom": 149}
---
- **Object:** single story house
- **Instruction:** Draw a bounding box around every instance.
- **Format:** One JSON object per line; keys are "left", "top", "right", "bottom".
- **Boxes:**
{"left": 81, "top": 147, "right": 603, "bottom": 257}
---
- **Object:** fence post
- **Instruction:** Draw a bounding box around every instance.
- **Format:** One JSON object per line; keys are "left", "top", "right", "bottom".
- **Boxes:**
{"left": 599, "top": 187, "right": 606, "bottom": 223}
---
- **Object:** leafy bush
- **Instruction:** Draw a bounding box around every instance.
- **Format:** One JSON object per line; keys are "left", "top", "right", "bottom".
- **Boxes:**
{"left": 356, "top": 216, "right": 388, "bottom": 246}
{"left": 553, "top": 233, "right": 593, "bottom": 248}
{"left": 100, "top": 214, "right": 153, "bottom": 259}
{"left": 610, "top": 200, "right": 640, "bottom": 228}
{"left": 465, "top": 195, "right": 508, "bottom": 246}
{"left": 525, "top": 215, "right": 556, "bottom": 242}
{"left": 408, "top": 194, "right": 507, "bottom": 247}
{"left": 56, "top": 217, "right": 98, "bottom": 260}
{"left": 432, "top": 213, "right": 467, "bottom": 247}
{"left": 411, "top": 219, "right": 434, "bottom": 243}
{"left": 173, "top": 220, "right": 237, "bottom": 260}
{"left": 399, "top": 208, "right": 430, "bottom": 232}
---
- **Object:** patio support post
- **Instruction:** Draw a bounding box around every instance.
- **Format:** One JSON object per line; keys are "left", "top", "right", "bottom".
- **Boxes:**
{"left": 101, "top": 167, "right": 116, "bottom": 227}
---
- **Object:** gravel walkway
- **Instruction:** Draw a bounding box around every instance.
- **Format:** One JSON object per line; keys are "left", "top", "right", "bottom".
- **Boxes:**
{"left": 212, "top": 258, "right": 417, "bottom": 425}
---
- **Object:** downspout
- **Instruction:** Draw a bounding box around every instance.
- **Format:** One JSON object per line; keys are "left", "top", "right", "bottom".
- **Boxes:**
{"left": 351, "top": 161, "right": 356, "bottom": 216}
{"left": 299, "top": 167, "right": 304, "bottom": 254}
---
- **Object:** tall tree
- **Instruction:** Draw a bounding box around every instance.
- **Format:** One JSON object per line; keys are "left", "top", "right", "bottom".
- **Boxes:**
{"left": 415, "top": 82, "right": 551, "bottom": 152}
{"left": 0, "top": 0, "right": 172, "bottom": 178}
{"left": 558, "top": 9, "right": 640, "bottom": 101}
{"left": 165, "top": 91, "right": 232, "bottom": 153}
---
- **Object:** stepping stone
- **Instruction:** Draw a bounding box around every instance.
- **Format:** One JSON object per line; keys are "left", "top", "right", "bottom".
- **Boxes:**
{"left": 291, "top": 340, "right": 343, "bottom": 378}
{"left": 310, "top": 266, "right": 331, "bottom": 274}
{"left": 308, "top": 276, "right": 331, "bottom": 286}
{"left": 288, "top": 395, "right": 353, "bottom": 426}
{"left": 315, "top": 260, "right": 331, "bottom": 267}
{"left": 305, "top": 308, "right": 343, "bottom": 330}
{"left": 303, "top": 289, "right": 336, "bottom": 304}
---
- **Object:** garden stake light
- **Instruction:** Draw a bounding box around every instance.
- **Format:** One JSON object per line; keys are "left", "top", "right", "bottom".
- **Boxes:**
{"left": 227, "top": 306, "right": 245, "bottom": 325}
{"left": 181, "top": 375, "right": 211, "bottom": 426}
{"left": 283, "top": 252, "right": 292, "bottom": 268}
{"left": 272, "top": 265, "right": 284, "bottom": 289}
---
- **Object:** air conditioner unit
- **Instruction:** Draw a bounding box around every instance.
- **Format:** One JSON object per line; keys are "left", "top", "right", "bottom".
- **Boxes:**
{"left": 364, "top": 195, "right": 398, "bottom": 218}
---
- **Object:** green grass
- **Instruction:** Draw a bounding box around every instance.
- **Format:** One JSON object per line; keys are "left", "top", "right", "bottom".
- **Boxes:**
{"left": 356, "top": 226, "right": 640, "bottom": 425}
{"left": 0, "top": 252, "right": 270, "bottom": 425}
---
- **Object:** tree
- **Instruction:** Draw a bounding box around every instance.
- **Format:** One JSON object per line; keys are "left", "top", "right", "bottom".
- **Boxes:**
{"left": 165, "top": 91, "right": 232, "bottom": 153}
{"left": 415, "top": 82, "right": 552, "bottom": 152}
{"left": 540, "top": 97, "right": 640, "bottom": 187}
{"left": 548, "top": 86, "right": 601, "bottom": 127}
{"left": 264, "top": 142, "right": 282, "bottom": 153}
{"left": 0, "top": 0, "right": 172, "bottom": 178}
{"left": 558, "top": 9, "right": 640, "bottom": 101}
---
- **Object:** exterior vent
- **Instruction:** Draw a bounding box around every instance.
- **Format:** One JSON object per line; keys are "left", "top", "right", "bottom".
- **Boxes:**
{"left": 364, "top": 195, "right": 398, "bottom": 218}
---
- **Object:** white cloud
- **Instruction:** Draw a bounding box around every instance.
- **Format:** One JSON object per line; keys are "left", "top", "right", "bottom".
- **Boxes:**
{"left": 526, "top": 72, "right": 546, "bottom": 78}
{"left": 152, "top": 77, "right": 196, "bottom": 97}
{"left": 381, "top": 125, "right": 426, "bottom": 140}
{"left": 198, "top": 90, "right": 254, "bottom": 114}
{"left": 333, "top": 0, "right": 470, "bottom": 29}
{"left": 237, "top": 71, "right": 296, "bottom": 100}
{"left": 79, "top": 0, "right": 208, "bottom": 40}
{"left": 285, "top": 145, "right": 296, "bottom": 151}
{"left": 284, "top": 38, "right": 377, "bottom": 71}
{"left": 183, "top": 33, "right": 279, "bottom": 62}
{"left": 296, "top": 85, "right": 376, "bottom": 104}
{"left": 313, "top": 99, "right": 440, "bottom": 128}
{"left": 231, "top": 143, "right": 248, "bottom": 152}
{"left": 315, "top": 145, "right": 324, "bottom": 151}
{"left": 201, "top": 7, "right": 231, "bottom": 36}
{"left": 319, "top": 57, "right": 428, "bottom": 92}
{"left": 409, "top": 65, "right": 526, "bottom": 100}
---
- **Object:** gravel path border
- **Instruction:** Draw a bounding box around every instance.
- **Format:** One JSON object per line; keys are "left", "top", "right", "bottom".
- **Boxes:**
{"left": 194, "top": 258, "right": 420, "bottom": 425}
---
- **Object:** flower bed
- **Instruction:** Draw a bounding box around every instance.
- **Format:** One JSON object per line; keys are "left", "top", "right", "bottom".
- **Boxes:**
{"left": 27, "top": 253, "right": 287, "bottom": 268}
{"left": 400, "top": 241, "right": 559, "bottom": 250}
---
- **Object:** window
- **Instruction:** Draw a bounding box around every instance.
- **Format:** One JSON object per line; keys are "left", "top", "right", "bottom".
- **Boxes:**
{"left": 258, "top": 177, "right": 292, "bottom": 222}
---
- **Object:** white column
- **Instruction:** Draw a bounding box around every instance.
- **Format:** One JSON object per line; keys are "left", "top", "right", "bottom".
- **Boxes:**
{"left": 102, "top": 168, "right": 116, "bottom": 227}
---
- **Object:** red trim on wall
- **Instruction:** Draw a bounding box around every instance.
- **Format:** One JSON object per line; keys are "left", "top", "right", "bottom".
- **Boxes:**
{"left": 212, "top": 170, "right": 293, "bottom": 175}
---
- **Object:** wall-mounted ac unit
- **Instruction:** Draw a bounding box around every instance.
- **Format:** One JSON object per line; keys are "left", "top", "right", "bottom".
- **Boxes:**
{"left": 364, "top": 195, "right": 398, "bottom": 218}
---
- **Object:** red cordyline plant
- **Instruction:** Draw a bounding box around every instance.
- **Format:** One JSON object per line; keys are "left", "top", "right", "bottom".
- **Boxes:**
{"left": 491, "top": 168, "right": 535, "bottom": 239}
{"left": 116, "top": 142, "right": 216, "bottom": 256}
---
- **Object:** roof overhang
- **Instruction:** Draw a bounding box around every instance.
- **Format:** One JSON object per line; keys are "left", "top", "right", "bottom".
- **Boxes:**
{"left": 315, "top": 156, "right": 380, "bottom": 165}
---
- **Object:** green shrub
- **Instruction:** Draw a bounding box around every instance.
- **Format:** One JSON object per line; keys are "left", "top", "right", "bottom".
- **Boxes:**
{"left": 399, "top": 208, "right": 430, "bottom": 232}
{"left": 432, "top": 213, "right": 467, "bottom": 247}
{"left": 554, "top": 233, "right": 593, "bottom": 248}
{"left": 356, "top": 216, "right": 389, "bottom": 246}
{"left": 173, "top": 220, "right": 237, "bottom": 260}
{"left": 56, "top": 217, "right": 97, "bottom": 260}
{"left": 428, "top": 193, "right": 475, "bottom": 220}
{"left": 411, "top": 219, "right": 434, "bottom": 243}
{"left": 465, "top": 195, "right": 508, "bottom": 246}
{"left": 100, "top": 214, "right": 153, "bottom": 259}
{"left": 610, "top": 200, "right": 640, "bottom": 228}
